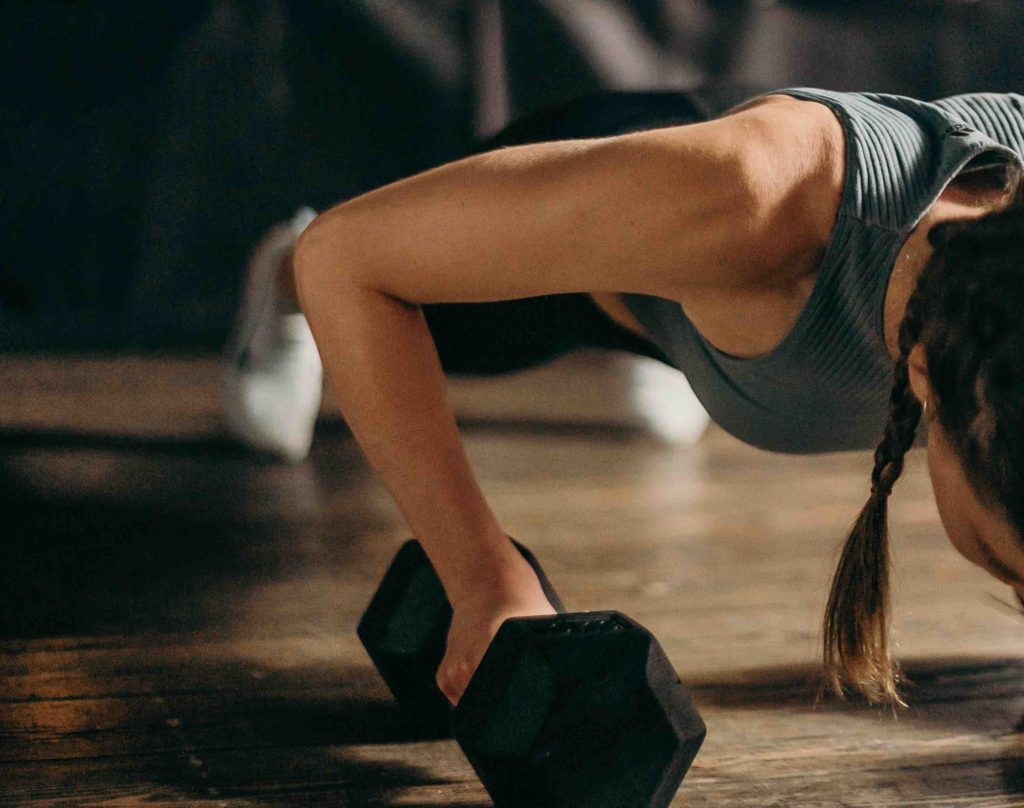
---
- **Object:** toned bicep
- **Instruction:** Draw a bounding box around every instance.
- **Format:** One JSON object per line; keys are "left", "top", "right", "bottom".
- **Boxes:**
{"left": 295, "top": 112, "right": 808, "bottom": 305}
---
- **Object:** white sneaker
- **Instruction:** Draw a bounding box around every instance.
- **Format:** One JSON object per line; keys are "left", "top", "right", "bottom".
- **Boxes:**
{"left": 223, "top": 207, "right": 323, "bottom": 463}
{"left": 624, "top": 354, "right": 711, "bottom": 444}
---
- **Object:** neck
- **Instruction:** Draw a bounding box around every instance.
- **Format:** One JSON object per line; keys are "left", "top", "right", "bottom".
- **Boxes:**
{"left": 883, "top": 183, "right": 1009, "bottom": 362}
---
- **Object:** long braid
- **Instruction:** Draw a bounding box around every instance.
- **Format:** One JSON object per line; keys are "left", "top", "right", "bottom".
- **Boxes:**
{"left": 821, "top": 295, "right": 926, "bottom": 705}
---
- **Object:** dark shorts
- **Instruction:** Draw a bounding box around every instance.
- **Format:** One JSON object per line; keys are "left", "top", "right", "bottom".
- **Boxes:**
{"left": 419, "top": 87, "right": 758, "bottom": 376}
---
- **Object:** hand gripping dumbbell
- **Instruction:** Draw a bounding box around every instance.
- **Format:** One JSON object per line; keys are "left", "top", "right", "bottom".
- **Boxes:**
{"left": 357, "top": 538, "right": 706, "bottom": 808}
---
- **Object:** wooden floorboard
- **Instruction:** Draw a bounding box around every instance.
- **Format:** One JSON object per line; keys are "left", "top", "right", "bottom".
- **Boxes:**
{"left": 2, "top": 354, "right": 1024, "bottom": 806}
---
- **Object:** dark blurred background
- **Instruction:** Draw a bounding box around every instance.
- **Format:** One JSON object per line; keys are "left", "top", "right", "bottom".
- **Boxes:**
{"left": 2, "top": 0, "right": 1021, "bottom": 352}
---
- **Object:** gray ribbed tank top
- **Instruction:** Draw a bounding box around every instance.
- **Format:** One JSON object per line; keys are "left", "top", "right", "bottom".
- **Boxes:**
{"left": 622, "top": 88, "right": 1024, "bottom": 454}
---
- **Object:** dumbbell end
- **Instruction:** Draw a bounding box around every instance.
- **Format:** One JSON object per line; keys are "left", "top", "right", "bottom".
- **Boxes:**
{"left": 453, "top": 611, "right": 705, "bottom": 808}
{"left": 357, "top": 539, "right": 455, "bottom": 737}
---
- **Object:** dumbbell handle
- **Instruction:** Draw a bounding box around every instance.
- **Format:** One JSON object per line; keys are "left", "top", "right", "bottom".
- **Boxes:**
{"left": 357, "top": 536, "right": 564, "bottom": 735}
{"left": 505, "top": 538, "right": 566, "bottom": 614}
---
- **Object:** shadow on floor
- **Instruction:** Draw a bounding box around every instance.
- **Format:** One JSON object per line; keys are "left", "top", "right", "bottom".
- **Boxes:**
{"left": 0, "top": 445, "right": 377, "bottom": 637}
{"left": 0, "top": 426, "right": 248, "bottom": 457}
{"left": 689, "top": 657, "right": 1024, "bottom": 799}
{"left": 128, "top": 670, "right": 479, "bottom": 803}
{"left": 688, "top": 656, "right": 1024, "bottom": 713}
{"left": 0, "top": 415, "right": 651, "bottom": 455}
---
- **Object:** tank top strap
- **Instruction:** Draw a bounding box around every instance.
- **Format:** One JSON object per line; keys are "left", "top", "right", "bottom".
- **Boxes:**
{"left": 746, "top": 87, "right": 1023, "bottom": 234}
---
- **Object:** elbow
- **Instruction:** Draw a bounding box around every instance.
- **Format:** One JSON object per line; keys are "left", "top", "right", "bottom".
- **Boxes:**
{"left": 292, "top": 211, "right": 331, "bottom": 306}
{"left": 292, "top": 209, "right": 359, "bottom": 314}
{"left": 291, "top": 213, "right": 319, "bottom": 282}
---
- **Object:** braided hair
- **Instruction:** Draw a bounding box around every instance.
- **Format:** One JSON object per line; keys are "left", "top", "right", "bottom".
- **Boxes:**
{"left": 822, "top": 165, "right": 1024, "bottom": 706}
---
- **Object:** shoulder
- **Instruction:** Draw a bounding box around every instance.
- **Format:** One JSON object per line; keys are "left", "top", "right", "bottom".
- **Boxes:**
{"left": 608, "top": 93, "right": 846, "bottom": 291}
{"left": 738, "top": 89, "right": 962, "bottom": 229}
{"left": 708, "top": 91, "right": 848, "bottom": 281}
{"left": 719, "top": 90, "right": 847, "bottom": 177}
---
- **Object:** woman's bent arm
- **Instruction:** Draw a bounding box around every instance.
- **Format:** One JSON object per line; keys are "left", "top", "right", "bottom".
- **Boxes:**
{"left": 292, "top": 100, "right": 836, "bottom": 700}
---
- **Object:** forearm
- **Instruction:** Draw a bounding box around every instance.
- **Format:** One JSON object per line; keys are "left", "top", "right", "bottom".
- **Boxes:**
{"left": 293, "top": 246, "right": 521, "bottom": 604}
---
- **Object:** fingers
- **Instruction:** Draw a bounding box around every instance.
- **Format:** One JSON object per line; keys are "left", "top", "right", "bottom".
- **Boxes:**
{"left": 436, "top": 653, "right": 474, "bottom": 706}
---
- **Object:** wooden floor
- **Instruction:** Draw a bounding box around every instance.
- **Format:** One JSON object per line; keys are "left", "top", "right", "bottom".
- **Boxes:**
{"left": 3, "top": 354, "right": 1024, "bottom": 807}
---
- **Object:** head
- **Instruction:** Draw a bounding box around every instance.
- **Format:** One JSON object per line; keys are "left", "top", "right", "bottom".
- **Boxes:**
{"left": 823, "top": 163, "right": 1024, "bottom": 706}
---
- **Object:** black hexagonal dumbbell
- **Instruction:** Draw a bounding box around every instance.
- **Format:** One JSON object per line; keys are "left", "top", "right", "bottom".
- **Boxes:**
{"left": 357, "top": 538, "right": 706, "bottom": 808}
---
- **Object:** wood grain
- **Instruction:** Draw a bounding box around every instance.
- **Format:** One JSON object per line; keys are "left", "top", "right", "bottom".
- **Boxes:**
{"left": 2, "top": 353, "right": 1024, "bottom": 806}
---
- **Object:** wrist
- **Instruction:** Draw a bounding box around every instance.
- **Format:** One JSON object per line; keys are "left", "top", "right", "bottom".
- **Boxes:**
{"left": 445, "top": 534, "right": 536, "bottom": 608}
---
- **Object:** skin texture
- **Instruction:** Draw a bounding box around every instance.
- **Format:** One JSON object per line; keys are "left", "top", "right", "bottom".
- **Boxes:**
{"left": 292, "top": 93, "right": 1022, "bottom": 704}
{"left": 907, "top": 345, "right": 1024, "bottom": 601}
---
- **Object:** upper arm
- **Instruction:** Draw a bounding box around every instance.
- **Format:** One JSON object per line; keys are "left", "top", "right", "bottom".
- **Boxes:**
{"left": 294, "top": 100, "right": 838, "bottom": 305}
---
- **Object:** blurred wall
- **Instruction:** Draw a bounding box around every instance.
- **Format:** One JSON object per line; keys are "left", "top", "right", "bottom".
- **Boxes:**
{"left": 1, "top": 0, "right": 1021, "bottom": 351}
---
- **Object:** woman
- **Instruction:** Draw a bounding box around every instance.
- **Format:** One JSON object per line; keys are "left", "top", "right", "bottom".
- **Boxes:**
{"left": 255, "top": 86, "right": 1024, "bottom": 707}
